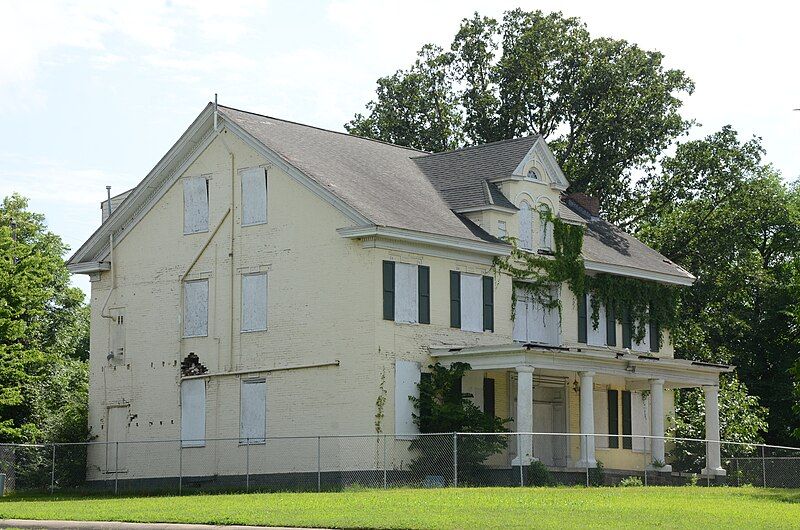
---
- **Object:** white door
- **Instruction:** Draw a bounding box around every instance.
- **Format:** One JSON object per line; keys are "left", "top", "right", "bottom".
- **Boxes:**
{"left": 533, "top": 404, "right": 554, "bottom": 466}
{"left": 106, "top": 406, "right": 129, "bottom": 473}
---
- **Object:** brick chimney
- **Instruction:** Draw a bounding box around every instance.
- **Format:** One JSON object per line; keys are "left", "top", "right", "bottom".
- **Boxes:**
{"left": 563, "top": 192, "right": 600, "bottom": 217}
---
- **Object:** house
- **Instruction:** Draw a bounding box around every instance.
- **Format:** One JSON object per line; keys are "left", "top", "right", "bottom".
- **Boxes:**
{"left": 67, "top": 102, "right": 730, "bottom": 485}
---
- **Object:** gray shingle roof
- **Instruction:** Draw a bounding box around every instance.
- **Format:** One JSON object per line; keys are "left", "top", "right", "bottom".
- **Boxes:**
{"left": 219, "top": 105, "right": 496, "bottom": 243}
{"left": 412, "top": 136, "right": 538, "bottom": 211}
{"left": 220, "top": 105, "right": 692, "bottom": 284}
{"left": 561, "top": 201, "right": 693, "bottom": 282}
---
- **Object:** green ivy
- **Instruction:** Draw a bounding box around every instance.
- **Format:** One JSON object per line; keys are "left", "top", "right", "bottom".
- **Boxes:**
{"left": 492, "top": 212, "right": 680, "bottom": 340}
{"left": 585, "top": 274, "right": 680, "bottom": 344}
{"left": 493, "top": 213, "right": 585, "bottom": 319}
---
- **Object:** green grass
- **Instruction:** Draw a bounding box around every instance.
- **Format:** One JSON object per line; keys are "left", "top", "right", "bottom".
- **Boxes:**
{"left": 1, "top": 487, "right": 799, "bottom": 529}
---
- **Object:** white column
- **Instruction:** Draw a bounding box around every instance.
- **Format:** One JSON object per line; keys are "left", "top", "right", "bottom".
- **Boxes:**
{"left": 577, "top": 371, "right": 597, "bottom": 468}
{"left": 649, "top": 378, "right": 672, "bottom": 472}
{"left": 512, "top": 366, "right": 534, "bottom": 466}
{"left": 703, "top": 385, "right": 726, "bottom": 476}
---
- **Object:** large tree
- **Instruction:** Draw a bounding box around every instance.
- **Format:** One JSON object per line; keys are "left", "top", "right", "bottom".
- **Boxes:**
{"left": 635, "top": 128, "right": 800, "bottom": 447}
{"left": 347, "top": 9, "right": 694, "bottom": 221}
{"left": 0, "top": 194, "right": 90, "bottom": 443}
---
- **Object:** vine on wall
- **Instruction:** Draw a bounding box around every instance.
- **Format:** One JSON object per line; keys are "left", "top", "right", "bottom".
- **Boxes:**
{"left": 492, "top": 212, "right": 680, "bottom": 339}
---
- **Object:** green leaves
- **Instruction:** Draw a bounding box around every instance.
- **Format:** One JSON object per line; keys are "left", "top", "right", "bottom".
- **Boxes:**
{"left": 347, "top": 9, "right": 693, "bottom": 220}
{"left": 0, "top": 194, "right": 89, "bottom": 443}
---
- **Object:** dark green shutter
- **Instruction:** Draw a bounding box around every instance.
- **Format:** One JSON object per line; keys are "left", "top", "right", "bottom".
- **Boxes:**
{"left": 622, "top": 391, "right": 632, "bottom": 449}
{"left": 483, "top": 378, "right": 496, "bottom": 418}
{"left": 482, "top": 276, "right": 494, "bottom": 331}
{"left": 382, "top": 261, "right": 394, "bottom": 321}
{"left": 419, "top": 372, "right": 432, "bottom": 427}
{"left": 622, "top": 307, "right": 632, "bottom": 349}
{"left": 608, "top": 389, "right": 619, "bottom": 448}
{"left": 577, "top": 292, "right": 588, "bottom": 343}
{"left": 450, "top": 271, "right": 461, "bottom": 328}
{"left": 649, "top": 320, "right": 659, "bottom": 352}
{"left": 418, "top": 266, "right": 430, "bottom": 324}
{"left": 606, "top": 305, "right": 617, "bottom": 346}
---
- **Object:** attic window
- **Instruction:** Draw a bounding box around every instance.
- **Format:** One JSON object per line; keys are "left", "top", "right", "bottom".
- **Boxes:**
{"left": 526, "top": 168, "right": 540, "bottom": 181}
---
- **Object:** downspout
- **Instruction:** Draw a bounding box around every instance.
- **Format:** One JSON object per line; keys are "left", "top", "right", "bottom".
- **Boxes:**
{"left": 100, "top": 233, "right": 117, "bottom": 360}
{"left": 213, "top": 95, "right": 236, "bottom": 372}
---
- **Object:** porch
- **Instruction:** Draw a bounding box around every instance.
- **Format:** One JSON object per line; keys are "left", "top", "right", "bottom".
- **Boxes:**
{"left": 431, "top": 342, "right": 732, "bottom": 476}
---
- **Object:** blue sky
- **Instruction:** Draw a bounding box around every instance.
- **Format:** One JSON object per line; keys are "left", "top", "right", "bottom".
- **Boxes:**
{"left": 1, "top": 0, "right": 798, "bottom": 297}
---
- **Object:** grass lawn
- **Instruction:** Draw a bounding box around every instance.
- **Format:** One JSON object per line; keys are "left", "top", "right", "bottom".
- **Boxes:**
{"left": 1, "top": 487, "right": 799, "bottom": 529}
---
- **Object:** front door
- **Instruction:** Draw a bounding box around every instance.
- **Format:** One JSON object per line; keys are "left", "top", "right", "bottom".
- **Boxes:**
{"left": 533, "top": 385, "right": 568, "bottom": 467}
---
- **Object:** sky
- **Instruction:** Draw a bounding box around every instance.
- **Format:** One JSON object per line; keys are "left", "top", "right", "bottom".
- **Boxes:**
{"left": 1, "top": 0, "right": 798, "bottom": 298}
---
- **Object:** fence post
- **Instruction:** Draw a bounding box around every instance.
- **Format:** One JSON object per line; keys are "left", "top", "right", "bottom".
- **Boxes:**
{"left": 643, "top": 437, "right": 647, "bottom": 486}
{"left": 382, "top": 434, "right": 387, "bottom": 489}
{"left": 246, "top": 438, "right": 250, "bottom": 493}
{"left": 452, "top": 432, "right": 458, "bottom": 488}
{"left": 706, "top": 441, "right": 710, "bottom": 487}
{"left": 178, "top": 441, "right": 183, "bottom": 495}
{"left": 761, "top": 445, "right": 766, "bottom": 488}
{"left": 50, "top": 444, "right": 56, "bottom": 494}
{"left": 519, "top": 434, "right": 524, "bottom": 487}
{"left": 735, "top": 458, "right": 739, "bottom": 488}
{"left": 316, "top": 436, "right": 321, "bottom": 493}
{"left": 584, "top": 435, "right": 589, "bottom": 487}
{"left": 114, "top": 441, "right": 119, "bottom": 496}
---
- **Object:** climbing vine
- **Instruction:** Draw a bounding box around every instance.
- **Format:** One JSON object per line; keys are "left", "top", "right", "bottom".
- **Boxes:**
{"left": 493, "top": 212, "right": 585, "bottom": 319}
{"left": 492, "top": 211, "right": 680, "bottom": 340}
{"left": 585, "top": 274, "right": 680, "bottom": 344}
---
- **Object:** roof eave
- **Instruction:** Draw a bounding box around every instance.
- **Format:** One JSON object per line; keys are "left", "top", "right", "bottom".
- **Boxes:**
{"left": 337, "top": 225, "right": 511, "bottom": 257}
{"left": 584, "top": 259, "right": 695, "bottom": 286}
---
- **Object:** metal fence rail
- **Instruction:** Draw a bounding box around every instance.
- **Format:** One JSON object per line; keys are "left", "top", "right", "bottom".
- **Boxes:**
{"left": 1, "top": 433, "right": 798, "bottom": 495}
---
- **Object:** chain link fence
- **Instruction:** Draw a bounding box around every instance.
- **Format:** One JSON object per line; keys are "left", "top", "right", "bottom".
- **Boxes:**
{"left": 1, "top": 433, "right": 798, "bottom": 495}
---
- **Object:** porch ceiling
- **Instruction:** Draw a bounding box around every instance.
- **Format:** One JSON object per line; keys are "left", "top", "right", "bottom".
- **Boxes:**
{"left": 429, "top": 343, "right": 732, "bottom": 388}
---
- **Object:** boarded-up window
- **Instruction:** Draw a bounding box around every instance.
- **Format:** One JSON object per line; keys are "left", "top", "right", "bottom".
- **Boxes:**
{"left": 241, "top": 273, "right": 267, "bottom": 332}
{"left": 460, "top": 273, "right": 483, "bottom": 332}
{"left": 183, "top": 176, "right": 209, "bottom": 234}
{"left": 181, "top": 379, "right": 206, "bottom": 447}
{"left": 631, "top": 391, "right": 650, "bottom": 452}
{"left": 240, "top": 379, "right": 266, "bottom": 443}
{"left": 184, "top": 280, "right": 209, "bottom": 337}
{"left": 586, "top": 293, "right": 607, "bottom": 347}
{"left": 394, "top": 262, "right": 419, "bottom": 323}
{"left": 593, "top": 389, "right": 609, "bottom": 449}
{"left": 632, "top": 318, "right": 651, "bottom": 353}
{"left": 394, "top": 360, "right": 420, "bottom": 439}
{"left": 111, "top": 310, "right": 126, "bottom": 357}
{"left": 241, "top": 168, "right": 267, "bottom": 226}
{"left": 519, "top": 202, "right": 533, "bottom": 250}
{"left": 538, "top": 204, "right": 554, "bottom": 251}
{"left": 513, "top": 285, "right": 560, "bottom": 345}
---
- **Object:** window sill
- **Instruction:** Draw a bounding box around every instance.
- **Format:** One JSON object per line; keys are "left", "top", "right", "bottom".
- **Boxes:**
{"left": 183, "top": 334, "right": 209, "bottom": 339}
{"left": 181, "top": 443, "right": 206, "bottom": 448}
{"left": 241, "top": 328, "right": 267, "bottom": 334}
{"left": 241, "top": 221, "right": 268, "bottom": 228}
{"left": 183, "top": 230, "right": 210, "bottom": 236}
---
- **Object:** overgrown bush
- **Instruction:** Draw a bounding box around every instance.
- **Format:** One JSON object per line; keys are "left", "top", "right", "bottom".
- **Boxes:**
{"left": 409, "top": 362, "right": 509, "bottom": 484}
{"left": 527, "top": 460, "right": 555, "bottom": 486}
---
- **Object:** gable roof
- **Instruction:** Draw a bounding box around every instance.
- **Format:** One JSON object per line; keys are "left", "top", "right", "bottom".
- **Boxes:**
{"left": 68, "top": 102, "right": 694, "bottom": 286}
{"left": 412, "top": 136, "right": 538, "bottom": 211}
{"left": 561, "top": 200, "right": 694, "bottom": 285}
{"left": 218, "top": 105, "right": 499, "bottom": 244}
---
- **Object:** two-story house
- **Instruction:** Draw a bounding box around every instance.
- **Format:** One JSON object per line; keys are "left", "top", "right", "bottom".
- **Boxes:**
{"left": 67, "top": 102, "right": 730, "bottom": 484}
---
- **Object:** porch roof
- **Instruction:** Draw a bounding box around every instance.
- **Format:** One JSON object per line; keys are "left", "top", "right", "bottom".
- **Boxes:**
{"left": 429, "top": 343, "right": 732, "bottom": 388}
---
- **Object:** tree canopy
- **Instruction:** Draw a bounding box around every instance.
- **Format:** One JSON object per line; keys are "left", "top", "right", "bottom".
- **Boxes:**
{"left": 0, "top": 194, "right": 90, "bottom": 443}
{"left": 346, "top": 9, "right": 694, "bottom": 221}
{"left": 349, "top": 9, "right": 799, "bottom": 446}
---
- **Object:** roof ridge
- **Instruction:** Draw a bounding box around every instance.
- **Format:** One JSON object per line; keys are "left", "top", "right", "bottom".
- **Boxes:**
{"left": 217, "top": 104, "right": 430, "bottom": 155}
{"left": 412, "top": 135, "right": 539, "bottom": 159}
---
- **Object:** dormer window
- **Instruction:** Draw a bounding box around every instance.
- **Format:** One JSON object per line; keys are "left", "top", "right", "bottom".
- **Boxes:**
{"left": 526, "top": 168, "right": 540, "bottom": 181}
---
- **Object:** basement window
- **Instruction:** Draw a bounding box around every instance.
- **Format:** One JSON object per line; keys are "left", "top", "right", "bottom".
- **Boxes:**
{"left": 183, "top": 176, "right": 209, "bottom": 234}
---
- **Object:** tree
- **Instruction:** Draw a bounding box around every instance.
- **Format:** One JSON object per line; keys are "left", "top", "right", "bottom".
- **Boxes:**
{"left": 0, "top": 194, "right": 90, "bottom": 444}
{"left": 409, "top": 362, "right": 508, "bottom": 484}
{"left": 636, "top": 129, "right": 800, "bottom": 447}
{"left": 347, "top": 9, "right": 694, "bottom": 220}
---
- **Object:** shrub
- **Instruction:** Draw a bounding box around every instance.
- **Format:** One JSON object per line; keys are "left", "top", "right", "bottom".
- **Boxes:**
{"left": 527, "top": 460, "right": 555, "bottom": 486}
{"left": 619, "top": 476, "right": 643, "bottom": 487}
